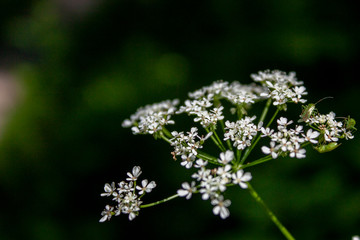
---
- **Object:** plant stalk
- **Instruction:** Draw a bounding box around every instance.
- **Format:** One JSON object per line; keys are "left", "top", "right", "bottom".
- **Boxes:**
{"left": 247, "top": 183, "right": 295, "bottom": 240}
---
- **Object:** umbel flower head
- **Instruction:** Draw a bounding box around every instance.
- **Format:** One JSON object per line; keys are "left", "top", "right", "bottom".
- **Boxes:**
{"left": 99, "top": 166, "right": 156, "bottom": 222}
{"left": 101, "top": 69, "right": 355, "bottom": 222}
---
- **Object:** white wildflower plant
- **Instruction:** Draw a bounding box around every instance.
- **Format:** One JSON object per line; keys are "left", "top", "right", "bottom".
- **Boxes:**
{"left": 100, "top": 70, "right": 356, "bottom": 239}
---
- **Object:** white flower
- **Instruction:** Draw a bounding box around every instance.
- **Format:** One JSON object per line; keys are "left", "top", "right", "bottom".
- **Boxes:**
{"left": 199, "top": 185, "right": 216, "bottom": 200}
{"left": 177, "top": 181, "right": 197, "bottom": 199}
{"left": 302, "top": 129, "right": 320, "bottom": 144}
{"left": 288, "top": 145, "right": 306, "bottom": 159}
{"left": 324, "top": 129, "right": 339, "bottom": 142}
{"left": 277, "top": 117, "right": 293, "bottom": 131}
{"left": 218, "top": 150, "right": 234, "bottom": 164}
{"left": 342, "top": 128, "right": 354, "bottom": 140}
{"left": 122, "top": 203, "right": 140, "bottom": 221}
{"left": 211, "top": 195, "right": 231, "bottom": 219}
{"left": 126, "top": 166, "right": 142, "bottom": 181}
{"left": 192, "top": 167, "right": 211, "bottom": 181}
{"left": 99, "top": 205, "right": 114, "bottom": 222}
{"left": 194, "top": 159, "right": 208, "bottom": 168}
{"left": 117, "top": 181, "right": 134, "bottom": 194}
{"left": 136, "top": 179, "right": 157, "bottom": 195}
{"left": 101, "top": 182, "right": 116, "bottom": 197}
{"left": 180, "top": 154, "right": 196, "bottom": 169}
{"left": 216, "top": 165, "right": 232, "bottom": 179}
{"left": 261, "top": 141, "right": 279, "bottom": 159}
{"left": 352, "top": 236, "right": 360, "bottom": 240}
{"left": 260, "top": 127, "right": 274, "bottom": 137}
{"left": 232, "top": 170, "right": 252, "bottom": 189}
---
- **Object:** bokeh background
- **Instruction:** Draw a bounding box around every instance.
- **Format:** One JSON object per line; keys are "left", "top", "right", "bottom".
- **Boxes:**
{"left": 0, "top": 0, "right": 359, "bottom": 239}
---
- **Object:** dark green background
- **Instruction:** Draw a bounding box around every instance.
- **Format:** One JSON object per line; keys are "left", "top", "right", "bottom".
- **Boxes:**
{"left": 0, "top": 0, "right": 359, "bottom": 239}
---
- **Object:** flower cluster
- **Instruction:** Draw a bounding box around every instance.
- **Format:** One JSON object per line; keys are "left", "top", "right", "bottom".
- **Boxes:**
{"left": 177, "top": 150, "right": 252, "bottom": 219}
{"left": 251, "top": 69, "right": 307, "bottom": 109}
{"left": 121, "top": 99, "right": 179, "bottom": 135}
{"left": 261, "top": 117, "right": 313, "bottom": 159}
{"left": 109, "top": 69, "right": 355, "bottom": 223}
{"left": 170, "top": 127, "right": 212, "bottom": 168}
{"left": 305, "top": 111, "right": 354, "bottom": 141}
{"left": 99, "top": 166, "right": 156, "bottom": 222}
{"left": 224, "top": 116, "right": 262, "bottom": 150}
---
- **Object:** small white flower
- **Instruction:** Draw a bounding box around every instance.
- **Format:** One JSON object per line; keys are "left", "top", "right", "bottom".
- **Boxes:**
{"left": 126, "top": 166, "right": 142, "bottom": 181}
{"left": 194, "top": 159, "right": 208, "bottom": 168}
{"left": 177, "top": 181, "right": 197, "bottom": 199}
{"left": 216, "top": 164, "right": 232, "bottom": 179}
{"left": 218, "top": 150, "right": 234, "bottom": 164}
{"left": 136, "top": 179, "right": 157, "bottom": 195}
{"left": 101, "top": 182, "right": 116, "bottom": 197}
{"left": 180, "top": 154, "right": 196, "bottom": 169}
{"left": 352, "top": 235, "right": 360, "bottom": 240}
{"left": 289, "top": 145, "right": 306, "bottom": 159}
{"left": 232, "top": 170, "right": 252, "bottom": 189}
{"left": 277, "top": 117, "right": 293, "bottom": 131}
{"left": 324, "top": 129, "right": 339, "bottom": 142}
{"left": 192, "top": 167, "right": 211, "bottom": 181}
{"left": 117, "top": 181, "right": 134, "bottom": 194}
{"left": 122, "top": 204, "right": 140, "bottom": 221}
{"left": 302, "top": 129, "right": 320, "bottom": 144}
{"left": 260, "top": 127, "right": 274, "bottom": 137}
{"left": 211, "top": 195, "right": 231, "bottom": 219}
{"left": 261, "top": 141, "right": 279, "bottom": 159}
{"left": 199, "top": 185, "right": 215, "bottom": 200}
{"left": 99, "top": 205, "right": 114, "bottom": 222}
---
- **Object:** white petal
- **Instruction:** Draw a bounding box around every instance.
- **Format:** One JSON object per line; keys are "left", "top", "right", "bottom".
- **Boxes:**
{"left": 220, "top": 207, "right": 230, "bottom": 219}
{"left": 212, "top": 206, "right": 220, "bottom": 215}
{"left": 177, "top": 189, "right": 189, "bottom": 197}
{"left": 239, "top": 182, "right": 248, "bottom": 189}
{"left": 225, "top": 150, "right": 234, "bottom": 161}
{"left": 261, "top": 146, "right": 271, "bottom": 154}
{"left": 99, "top": 215, "right": 108, "bottom": 222}
{"left": 241, "top": 172, "right": 252, "bottom": 182}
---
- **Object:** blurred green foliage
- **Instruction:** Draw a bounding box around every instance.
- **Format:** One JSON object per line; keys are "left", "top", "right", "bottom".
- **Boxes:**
{"left": 0, "top": 0, "right": 359, "bottom": 239}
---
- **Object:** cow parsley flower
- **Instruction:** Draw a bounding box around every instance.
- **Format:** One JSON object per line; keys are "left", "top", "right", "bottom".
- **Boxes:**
{"left": 136, "top": 179, "right": 157, "bottom": 195}
{"left": 218, "top": 150, "right": 234, "bottom": 164}
{"left": 126, "top": 166, "right": 142, "bottom": 181}
{"left": 178, "top": 181, "right": 197, "bottom": 199}
{"left": 261, "top": 141, "right": 279, "bottom": 159}
{"left": 232, "top": 170, "right": 252, "bottom": 189}
{"left": 302, "top": 129, "right": 320, "bottom": 144}
{"left": 211, "top": 195, "right": 231, "bottom": 219}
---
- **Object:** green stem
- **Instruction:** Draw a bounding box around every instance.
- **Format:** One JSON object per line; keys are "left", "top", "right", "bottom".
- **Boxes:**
{"left": 197, "top": 150, "right": 221, "bottom": 165}
{"left": 162, "top": 127, "right": 173, "bottom": 139}
{"left": 247, "top": 183, "right": 295, "bottom": 240}
{"left": 240, "top": 155, "right": 273, "bottom": 169}
{"left": 259, "top": 98, "right": 272, "bottom": 124}
{"left": 236, "top": 148, "right": 242, "bottom": 162}
{"left": 205, "top": 127, "right": 227, "bottom": 152}
{"left": 160, "top": 133, "right": 173, "bottom": 144}
{"left": 212, "top": 127, "right": 227, "bottom": 152}
{"left": 140, "top": 193, "right": 179, "bottom": 208}
{"left": 237, "top": 104, "right": 244, "bottom": 120}
{"left": 266, "top": 107, "right": 280, "bottom": 128}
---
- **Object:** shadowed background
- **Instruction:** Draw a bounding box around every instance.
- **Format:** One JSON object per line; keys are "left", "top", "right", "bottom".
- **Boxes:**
{"left": 0, "top": 0, "right": 359, "bottom": 239}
